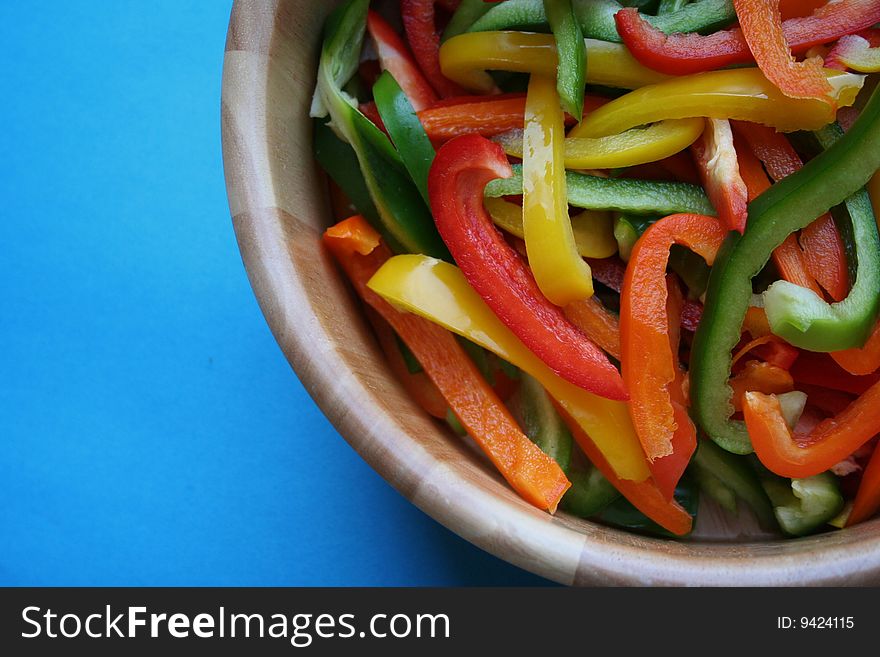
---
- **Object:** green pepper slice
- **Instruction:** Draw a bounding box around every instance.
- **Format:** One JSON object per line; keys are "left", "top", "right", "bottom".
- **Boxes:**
{"left": 690, "top": 84, "right": 880, "bottom": 455}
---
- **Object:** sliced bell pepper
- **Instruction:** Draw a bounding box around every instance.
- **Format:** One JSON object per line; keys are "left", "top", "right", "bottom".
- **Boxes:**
{"left": 485, "top": 164, "right": 715, "bottom": 216}
{"left": 511, "top": 372, "right": 573, "bottom": 471}
{"left": 691, "top": 118, "right": 749, "bottom": 233}
{"left": 367, "top": 254, "right": 651, "bottom": 481}
{"left": 560, "top": 467, "right": 621, "bottom": 518}
{"left": 521, "top": 74, "right": 593, "bottom": 305}
{"left": 574, "top": 68, "right": 864, "bottom": 139}
{"left": 439, "top": 31, "right": 671, "bottom": 94}
{"left": 729, "top": 360, "right": 794, "bottom": 411}
{"left": 690, "top": 84, "right": 880, "bottom": 455}
{"left": 373, "top": 71, "right": 436, "bottom": 204}
{"left": 658, "top": 0, "right": 689, "bottom": 13}
{"left": 366, "top": 9, "right": 438, "bottom": 112}
{"left": 848, "top": 441, "right": 880, "bottom": 525}
{"left": 615, "top": 0, "right": 880, "bottom": 75}
{"left": 779, "top": 0, "right": 826, "bottom": 20}
{"left": 418, "top": 94, "right": 528, "bottom": 142}
{"left": 744, "top": 382, "right": 880, "bottom": 479}
{"left": 367, "top": 309, "right": 448, "bottom": 419}
{"left": 325, "top": 216, "right": 570, "bottom": 511}
{"left": 401, "top": 0, "right": 468, "bottom": 98}
{"left": 832, "top": 330, "right": 880, "bottom": 376}
{"left": 556, "top": 404, "right": 693, "bottom": 535}
{"left": 752, "top": 466, "right": 844, "bottom": 536}
{"left": 442, "top": 0, "right": 495, "bottom": 42}
{"left": 620, "top": 214, "right": 726, "bottom": 495}
{"left": 470, "top": 0, "right": 736, "bottom": 42}
{"left": 733, "top": 120, "right": 847, "bottom": 300}
{"left": 733, "top": 0, "right": 832, "bottom": 103}
{"left": 762, "top": 124, "right": 880, "bottom": 352}
{"left": 314, "top": 118, "right": 381, "bottom": 228}
{"left": 691, "top": 438, "right": 778, "bottom": 529}
{"left": 428, "top": 134, "right": 627, "bottom": 399}
{"left": 311, "top": 0, "right": 449, "bottom": 258}
{"left": 484, "top": 197, "right": 617, "bottom": 259}
{"left": 791, "top": 352, "right": 880, "bottom": 396}
{"left": 563, "top": 295, "right": 621, "bottom": 360}
{"left": 544, "top": 0, "right": 586, "bottom": 119}
{"left": 735, "top": 131, "right": 823, "bottom": 295}
{"left": 497, "top": 117, "right": 705, "bottom": 170}
{"left": 825, "top": 32, "right": 880, "bottom": 73}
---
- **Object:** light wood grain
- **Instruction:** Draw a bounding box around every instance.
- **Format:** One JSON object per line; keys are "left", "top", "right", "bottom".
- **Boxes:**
{"left": 221, "top": 0, "right": 880, "bottom": 585}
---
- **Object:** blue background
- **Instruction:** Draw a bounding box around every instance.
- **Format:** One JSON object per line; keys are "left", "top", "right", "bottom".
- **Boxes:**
{"left": 0, "top": 1, "right": 548, "bottom": 586}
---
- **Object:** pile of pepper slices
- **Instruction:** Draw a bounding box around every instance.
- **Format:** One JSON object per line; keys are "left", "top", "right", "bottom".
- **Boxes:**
{"left": 311, "top": 0, "right": 880, "bottom": 537}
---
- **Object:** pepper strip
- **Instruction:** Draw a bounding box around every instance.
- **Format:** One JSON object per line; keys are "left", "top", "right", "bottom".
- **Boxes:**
{"left": 744, "top": 383, "right": 880, "bottom": 479}
{"left": 497, "top": 117, "right": 705, "bottom": 170}
{"left": 691, "top": 119, "right": 748, "bottom": 233}
{"left": 848, "top": 442, "right": 880, "bottom": 525}
{"left": 621, "top": 215, "right": 726, "bottom": 491}
{"left": 574, "top": 68, "right": 864, "bottom": 138}
{"left": 563, "top": 296, "right": 621, "bottom": 360}
{"left": 366, "top": 10, "right": 438, "bottom": 111}
{"left": 733, "top": 121, "right": 847, "bottom": 300}
{"left": 484, "top": 198, "right": 617, "bottom": 258}
{"left": 691, "top": 85, "right": 880, "bottom": 454}
{"left": 402, "top": 0, "right": 468, "bottom": 97}
{"left": 733, "top": 0, "right": 832, "bottom": 103}
{"left": 367, "top": 309, "right": 448, "bottom": 419}
{"left": 557, "top": 404, "right": 692, "bottom": 535}
{"left": 522, "top": 74, "right": 594, "bottom": 305}
{"left": 826, "top": 32, "right": 880, "bottom": 73}
{"left": 735, "top": 132, "right": 822, "bottom": 294}
{"left": 439, "top": 31, "right": 670, "bottom": 94}
{"left": 311, "top": 0, "right": 449, "bottom": 258}
{"left": 469, "top": 0, "right": 736, "bottom": 42}
{"left": 325, "top": 216, "right": 570, "bottom": 510}
{"left": 486, "top": 164, "right": 716, "bottom": 216}
{"left": 544, "top": 0, "right": 586, "bottom": 120}
{"left": 429, "top": 134, "right": 626, "bottom": 399}
{"left": 762, "top": 124, "right": 880, "bottom": 352}
{"left": 614, "top": 1, "right": 880, "bottom": 76}
{"left": 367, "top": 254, "right": 651, "bottom": 481}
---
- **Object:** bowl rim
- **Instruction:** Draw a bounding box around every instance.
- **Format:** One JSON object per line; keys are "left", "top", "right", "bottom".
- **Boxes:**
{"left": 221, "top": 0, "right": 880, "bottom": 586}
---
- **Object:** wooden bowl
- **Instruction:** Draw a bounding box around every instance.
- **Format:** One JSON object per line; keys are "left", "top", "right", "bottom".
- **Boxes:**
{"left": 221, "top": 0, "right": 880, "bottom": 585}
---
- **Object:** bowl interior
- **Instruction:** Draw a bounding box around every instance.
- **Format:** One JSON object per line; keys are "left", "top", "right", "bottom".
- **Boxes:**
{"left": 221, "top": 0, "right": 880, "bottom": 585}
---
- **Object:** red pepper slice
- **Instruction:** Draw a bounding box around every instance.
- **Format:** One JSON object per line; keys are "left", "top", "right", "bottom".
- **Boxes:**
{"left": 826, "top": 29, "right": 880, "bottom": 71}
{"left": 734, "top": 0, "right": 832, "bottom": 103}
{"left": 733, "top": 121, "right": 848, "bottom": 301}
{"left": 744, "top": 380, "right": 880, "bottom": 479}
{"left": 428, "top": 134, "right": 628, "bottom": 400}
{"left": 324, "top": 215, "right": 570, "bottom": 511}
{"left": 791, "top": 352, "right": 880, "bottom": 395}
{"left": 691, "top": 119, "right": 748, "bottom": 233}
{"left": 401, "top": 0, "right": 467, "bottom": 98}
{"left": 620, "top": 214, "right": 727, "bottom": 496}
{"left": 780, "top": 0, "right": 827, "bottom": 20}
{"left": 366, "top": 10, "right": 438, "bottom": 112}
{"left": 615, "top": 1, "right": 880, "bottom": 76}
{"left": 848, "top": 440, "right": 880, "bottom": 525}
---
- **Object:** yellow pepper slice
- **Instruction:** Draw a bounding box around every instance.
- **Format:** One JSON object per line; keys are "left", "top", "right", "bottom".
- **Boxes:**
{"left": 495, "top": 117, "right": 704, "bottom": 169}
{"left": 439, "top": 32, "right": 670, "bottom": 94}
{"left": 484, "top": 197, "right": 616, "bottom": 258}
{"left": 367, "top": 254, "right": 651, "bottom": 482}
{"left": 522, "top": 74, "right": 593, "bottom": 305}
{"left": 575, "top": 69, "right": 865, "bottom": 138}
